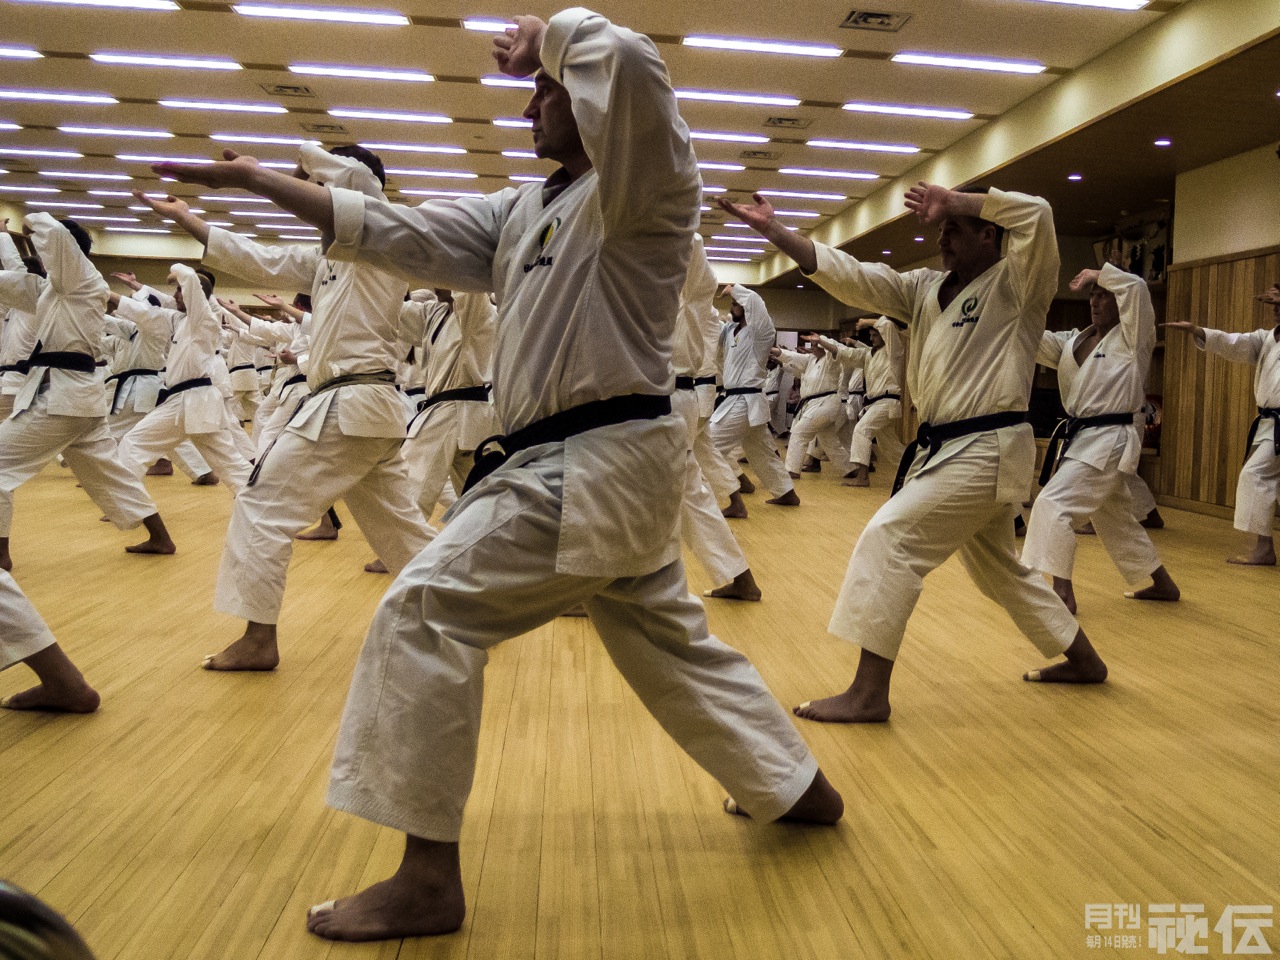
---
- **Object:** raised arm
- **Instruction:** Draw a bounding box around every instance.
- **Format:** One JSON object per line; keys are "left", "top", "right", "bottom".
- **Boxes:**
{"left": 1075, "top": 265, "right": 1154, "bottom": 357}
{"left": 171, "top": 263, "right": 219, "bottom": 354}
{"left": 978, "top": 188, "right": 1060, "bottom": 317}
{"left": 24, "top": 214, "right": 106, "bottom": 300}
{"left": 0, "top": 230, "right": 41, "bottom": 314}
{"left": 716, "top": 193, "right": 816, "bottom": 275}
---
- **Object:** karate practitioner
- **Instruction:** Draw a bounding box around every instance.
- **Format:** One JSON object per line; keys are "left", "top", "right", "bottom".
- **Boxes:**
{"left": 815, "top": 316, "right": 906, "bottom": 488}
{"left": 719, "top": 182, "right": 1108, "bottom": 722}
{"left": 142, "top": 143, "right": 435, "bottom": 671}
{"left": 115, "top": 265, "right": 254, "bottom": 494}
{"left": 675, "top": 235, "right": 760, "bottom": 601}
{"left": 0, "top": 215, "right": 174, "bottom": 572}
{"left": 709, "top": 284, "right": 799, "bottom": 516}
{"left": 0, "top": 569, "right": 99, "bottom": 713}
{"left": 0, "top": 221, "right": 41, "bottom": 423}
{"left": 153, "top": 9, "right": 842, "bottom": 939}
{"left": 1164, "top": 281, "right": 1280, "bottom": 565}
{"left": 774, "top": 337, "right": 850, "bottom": 479}
{"left": 1022, "top": 266, "right": 1179, "bottom": 613}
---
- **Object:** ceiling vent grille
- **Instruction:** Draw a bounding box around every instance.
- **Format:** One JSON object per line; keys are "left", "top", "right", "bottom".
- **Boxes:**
{"left": 301, "top": 121, "right": 349, "bottom": 134}
{"left": 260, "top": 83, "right": 316, "bottom": 98}
{"left": 764, "top": 116, "right": 810, "bottom": 130}
{"left": 740, "top": 149, "right": 780, "bottom": 161}
{"left": 840, "top": 10, "right": 912, "bottom": 31}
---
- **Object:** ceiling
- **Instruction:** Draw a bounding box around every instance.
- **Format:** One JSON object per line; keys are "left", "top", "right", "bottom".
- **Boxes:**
{"left": 0, "top": 0, "right": 1269, "bottom": 272}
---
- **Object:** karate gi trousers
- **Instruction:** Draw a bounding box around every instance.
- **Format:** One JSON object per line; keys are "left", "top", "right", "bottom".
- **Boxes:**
{"left": 0, "top": 569, "right": 55, "bottom": 670}
{"left": 850, "top": 399, "right": 906, "bottom": 471}
{"left": 213, "top": 390, "right": 434, "bottom": 625}
{"left": 1021, "top": 457, "right": 1162, "bottom": 587}
{"left": 109, "top": 405, "right": 212, "bottom": 482}
{"left": 402, "top": 401, "right": 487, "bottom": 524}
{"left": 674, "top": 389, "right": 748, "bottom": 587}
{"left": 785, "top": 395, "right": 850, "bottom": 476}
{"left": 325, "top": 442, "right": 818, "bottom": 842}
{"left": 117, "top": 398, "right": 253, "bottom": 495}
{"left": 0, "top": 392, "right": 157, "bottom": 537}
{"left": 1126, "top": 473, "right": 1157, "bottom": 519}
{"left": 1234, "top": 440, "right": 1280, "bottom": 537}
{"left": 829, "top": 432, "right": 1079, "bottom": 661}
{"left": 709, "top": 398, "right": 794, "bottom": 499}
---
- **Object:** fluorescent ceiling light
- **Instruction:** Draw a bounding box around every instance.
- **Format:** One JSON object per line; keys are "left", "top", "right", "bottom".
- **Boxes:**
{"left": 492, "top": 118, "right": 532, "bottom": 128}
{"left": 41, "top": 170, "right": 131, "bottom": 180}
{"left": 205, "top": 220, "right": 233, "bottom": 226}
{"left": 277, "top": 234, "right": 318, "bottom": 240}
{"left": 707, "top": 256, "right": 753, "bottom": 262}
{"left": 710, "top": 234, "right": 769, "bottom": 243}
{"left": 508, "top": 174, "right": 543, "bottom": 182}
{"left": 0, "top": 122, "right": 20, "bottom": 131}
{"left": 105, "top": 226, "right": 172, "bottom": 233}
{"left": 698, "top": 161, "right": 745, "bottom": 171}
{"left": 0, "top": 89, "right": 117, "bottom": 104}
{"left": 385, "top": 168, "right": 476, "bottom": 178}
{"left": 76, "top": 215, "right": 140, "bottom": 222}
{"left": 779, "top": 167, "right": 879, "bottom": 180}
{"left": 0, "top": 147, "right": 83, "bottom": 158}
{"left": 231, "top": 210, "right": 295, "bottom": 218}
{"left": 0, "top": 185, "right": 60, "bottom": 193}
{"left": 682, "top": 36, "right": 841, "bottom": 58}
{"left": 9, "top": 0, "right": 177, "bottom": 8}
{"left": 198, "top": 195, "right": 272, "bottom": 203}
{"left": 772, "top": 209, "right": 820, "bottom": 218}
{"left": 807, "top": 138, "right": 919, "bottom": 154}
{"left": 360, "top": 142, "right": 466, "bottom": 155}
{"left": 701, "top": 186, "right": 727, "bottom": 194}
{"left": 159, "top": 99, "right": 287, "bottom": 114}
{"left": 462, "top": 18, "right": 512, "bottom": 31}
{"left": 480, "top": 75, "right": 535, "bottom": 89}
{"left": 705, "top": 245, "right": 768, "bottom": 253}
{"left": 397, "top": 188, "right": 485, "bottom": 197}
{"left": 0, "top": 48, "right": 43, "bottom": 60}
{"left": 677, "top": 89, "right": 801, "bottom": 107}
{"left": 722, "top": 221, "right": 798, "bottom": 231}
{"left": 891, "top": 52, "right": 1046, "bottom": 74}
{"left": 117, "top": 154, "right": 215, "bottom": 163}
{"left": 26, "top": 200, "right": 104, "bottom": 208}
{"left": 233, "top": 4, "right": 409, "bottom": 25}
{"left": 290, "top": 64, "right": 432, "bottom": 82}
{"left": 211, "top": 133, "right": 311, "bottom": 145}
{"left": 89, "top": 189, "right": 133, "bottom": 196}
{"left": 329, "top": 108, "right": 449, "bottom": 123}
{"left": 60, "top": 125, "right": 173, "bottom": 138}
{"left": 502, "top": 149, "right": 538, "bottom": 159}
{"left": 843, "top": 101, "right": 973, "bottom": 120}
{"left": 91, "top": 52, "right": 241, "bottom": 70}
{"left": 757, "top": 189, "right": 845, "bottom": 201}
{"left": 690, "top": 130, "right": 770, "bottom": 144}
{"left": 1026, "top": 0, "right": 1148, "bottom": 8}
{"left": 130, "top": 205, "right": 204, "bottom": 213}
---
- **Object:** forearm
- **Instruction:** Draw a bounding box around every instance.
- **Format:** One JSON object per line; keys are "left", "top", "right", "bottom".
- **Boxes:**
{"left": 171, "top": 210, "right": 212, "bottom": 246}
{"left": 244, "top": 167, "right": 336, "bottom": 234}
{"left": 761, "top": 221, "right": 817, "bottom": 275}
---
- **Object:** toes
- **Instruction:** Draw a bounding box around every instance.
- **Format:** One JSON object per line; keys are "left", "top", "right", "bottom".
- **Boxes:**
{"left": 1024, "top": 669, "right": 1042, "bottom": 682}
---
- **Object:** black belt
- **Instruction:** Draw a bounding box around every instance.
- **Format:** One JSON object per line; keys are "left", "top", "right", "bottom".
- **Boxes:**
{"left": 157, "top": 376, "right": 213, "bottom": 405}
{"left": 892, "top": 411, "right": 1027, "bottom": 495}
{"left": 1244, "top": 406, "right": 1280, "bottom": 459}
{"left": 1039, "top": 412, "right": 1135, "bottom": 485}
{"left": 463, "top": 393, "right": 671, "bottom": 494}
{"left": 795, "top": 389, "right": 837, "bottom": 417}
{"left": 27, "top": 350, "right": 95, "bottom": 374}
{"left": 404, "top": 386, "right": 427, "bottom": 397}
{"left": 105, "top": 368, "right": 160, "bottom": 409}
{"left": 229, "top": 363, "right": 255, "bottom": 373}
{"left": 417, "top": 383, "right": 489, "bottom": 414}
{"left": 675, "top": 376, "right": 697, "bottom": 390}
{"left": 724, "top": 386, "right": 762, "bottom": 397}
{"left": 255, "top": 365, "right": 273, "bottom": 372}
{"left": 864, "top": 392, "right": 900, "bottom": 408}
{"left": 693, "top": 375, "right": 717, "bottom": 386}
{"left": 282, "top": 373, "right": 307, "bottom": 389}
{"left": 0, "top": 363, "right": 23, "bottom": 374}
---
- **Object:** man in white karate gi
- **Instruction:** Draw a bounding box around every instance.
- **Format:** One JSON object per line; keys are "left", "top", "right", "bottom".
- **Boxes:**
{"left": 1165, "top": 281, "right": 1280, "bottom": 565}
{"left": 140, "top": 144, "right": 435, "bottom": 671}
{"left": 0, "top": 215, "right": 175, "bottom": 572}
{"left": 1022, "top": 265, "right": 1179, "bottom": 612}
{"left": 0, "top": 221, "right": 42, "bottom": 423}
{"left": 709, "top": 284, "right": 799, "bottom": 516}
{"left": 0, "top": 568, "right": 99, "bottom": 713}
{"left": 720, "top": 182, "right": 1108, "bottom": 722}
{"left": 774, "top": 337, "right": 850, "bottom": 479}
{"left": 154, "top": 8, "right": 842, "bottom": 939}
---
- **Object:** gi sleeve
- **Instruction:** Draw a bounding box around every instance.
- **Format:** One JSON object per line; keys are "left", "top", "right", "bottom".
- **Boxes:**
{"left": 23, "top": 213, "right": 104, "bottom": 301}
{"left": 805, "top": 242, "right": 930, "bottom": 325}
{"left": 1200, "top": 327, "right": 1268, "bottom": 365}
{"left": 204, "top": 227, "right": 320, "bottom": 290}
{"left": 1097, "top": 263, "right": 1154, "bottom": 360}
{"left": 171, "top": 263, "right": 220, "bottom": 359}
{"left": 1036, "top": 329, "right": 1072, "bottom": 369}
{"left": 980, "top": 189, "right": 1061, "bottom": 321}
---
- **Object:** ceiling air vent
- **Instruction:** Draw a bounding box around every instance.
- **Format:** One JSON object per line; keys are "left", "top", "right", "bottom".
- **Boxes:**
{"left": 764, "top": 117, "right": 810, "bottom": 130}
{"left": 740, "top": 149, "right": 780, "bottom": 161}
{"left": 301, "top": 121, "right": 349, "bottom": 134}
{"left": 260, "top": 83, "right": 316, "bottom": 98}
{"left": 840, "top": 10, "right": 912, "bottom": 31}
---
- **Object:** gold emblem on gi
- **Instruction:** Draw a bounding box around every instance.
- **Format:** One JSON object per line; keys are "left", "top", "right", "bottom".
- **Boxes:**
{"left": 526, "top": 218, "right": 561, "bottom": 273}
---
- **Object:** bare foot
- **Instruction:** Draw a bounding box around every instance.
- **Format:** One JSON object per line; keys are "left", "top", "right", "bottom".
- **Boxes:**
{"left": 793, "top": 690, "right": 890, "bottom": 723}
{"left": 202, "top": 627, "right": 279, "bottom": 671}
{"left": 800, "top": 457, "right": 821, "bottom": 473}
{"left": 1227, "top": 539, "right": 1276, "bottom": 566}
{"left": 1139, "top": 509, "right": 1164, "bottom": 529}
{"left": 1126, "top": 584, "right": 1180, "bottom": 601}
{"left": 364, "top": 559, "right": 388, "bottom": 574}
{"left": 841, "top": 476, "right": 869, "bottom": 488}
{"left": 766, "top": 490, "right": 800, "bottom": 507}
{"left": 787, "top": 470, "right": 801, "bottom": 479}
{"left": 1, "top": 682, "right": 100, "bottom": 713}
{"left": 722, "top": 492, "right": 748, "bottom": 519}
{"left": 191, "top": 472, "right": 220, "bottom": 486}
{"left": 704, "top": 569, "right": 762, "bottom": 602}
{"left": 145, "top": 458, "right": 174, "bottom": 477}
{"left": 737, "top": 474, "right": 756, "bottom": 495}
{"left": 1024, "top": 630, "right": 1107, "bottom": 684}
{"left": 307, "top": 840, "right": 465, "bottom": 942}
{"left": 297, "top": 524, "right": 339, "bottom": 542}
{"left": 125, "top": 538, "right": 176, "bottom": 556}
{"left": 723, "top": 769, "right": 843, "bottom": 825}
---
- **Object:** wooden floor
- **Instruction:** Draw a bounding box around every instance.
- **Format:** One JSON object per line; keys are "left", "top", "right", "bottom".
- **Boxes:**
{"left": 1, "top": 459, "right": 1277, "bottom": 960}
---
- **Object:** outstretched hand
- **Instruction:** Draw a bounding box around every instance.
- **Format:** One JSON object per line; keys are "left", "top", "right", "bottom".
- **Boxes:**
{"left": 1256, "top": 284, "right": 1280, "bottom": 306}
{"left": 151, "top": 149, "right": 260, "bottom": 190}
{"left": 716, "top": 193, "right": 776, "bottom": 235}
{"left": 493, "top": 16, "right": 546, "bottom": 77}
{"left": 1069, "top": 268, "right": 1101, "bottom": 292}
{"left": 800, "top": 333, "right": 820, "bottom": 343}
{"left": 903, "top": 181, "right": 955, "bottom": 225}
{"left": 255, "top": 293, "right": 285, "bottom": 308}
{"left": 110, "top": 271, "right": 138, "bottom": 286}
{"left": 133, "top": 191, "right": 189, "bottom": 219}
{"left": 1160, "top": 321, "right": 1201, "bottom": 335}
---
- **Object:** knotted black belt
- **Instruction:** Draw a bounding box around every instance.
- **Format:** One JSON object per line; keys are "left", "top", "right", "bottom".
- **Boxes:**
{"left": 463, "top": 393, "right": 671, "bottom": 494}
{"left": 0, "top": 363, "right": 24, "bottom": 374}
{"left": 417, "top": 383, "right": 490, "bottom": 414}
{"left": 157, "top": 376, "right": 213, "bottom": 405}
{"left": 675, "top": 376, "right": 698, "bottom": 390}
{"left": 404, "top": 386, "right": 427, "bottom": 397}
{"left": 892, "top": 411, "right": 1027, "bottom": 495}
{"left": 1244, "top": 406, "right": 1280, "bottom": 459}
{"left": 27, "top": 350, "right": 95, "bottom": 374}
{"left": 105, "top": 367, "right": 160, "bottom": 409}
{"left": 693, "top": 375, "right": 717, "bottom": 386}
{"left": 1038, "top": 412, "right": 1135, "bottom": 486}
{"left": 282, "top": 373, "right": 307, "bottom": 389}
{"left": 794, "top": 389, "right": 837, "bottom": 418}
{"left": 864, "top": 391, "right": 901, "bottom": 408}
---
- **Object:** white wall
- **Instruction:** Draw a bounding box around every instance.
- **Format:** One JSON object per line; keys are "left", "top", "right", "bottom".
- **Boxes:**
{"left": 1173, "top": 143, "right": 1280, "bottom": 264}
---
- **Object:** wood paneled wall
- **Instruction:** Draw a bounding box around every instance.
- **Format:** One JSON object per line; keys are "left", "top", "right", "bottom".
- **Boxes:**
{"left": 1159, "top": 245, "right": 1280, "bottom": 513}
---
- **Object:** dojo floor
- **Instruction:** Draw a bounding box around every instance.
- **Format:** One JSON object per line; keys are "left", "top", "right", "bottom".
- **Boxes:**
{"left": 1, "top": 457, "right": 1276, "bottom": 960}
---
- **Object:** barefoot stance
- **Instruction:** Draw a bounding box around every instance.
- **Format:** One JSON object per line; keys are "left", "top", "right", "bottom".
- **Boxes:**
{"left": 125, "top": 538, "right": 176, "bottom": 556}
{"left": 364, "top": 558, "right": 388, "bottom": 574}
{"left": 203, "top": 631, "right": 279, "bottom": 671}
{"left": 1227, "top": 537, "right": 1276, "bottom": 566}
{"left": 736, "top": 473, "right": 756, "bottom": 495}
{"left": 307, "top": 876, "right": 465, "bottom": 942}
{"left": 1, "top": 682, "right": 100, "bottom": 713}
{"left": 1125, "top": 583, "right": 1180, "bottom": 602}
{"left": 705, "top": 569, "right": 762, "bottom": 602}
{"left": 722, "top": 770, "right": 843, "bottom": 824}
{"left": 191, "top": 471, "right": 220, "bottom": 487}
{"left": 721, "top": 491, "right": 748, "bottom": 519}
{"left": 793, "top": 689, "right": 890, "bottom": 724}
{"left": 766, "top": 490, "right": 800, "bottom": 507}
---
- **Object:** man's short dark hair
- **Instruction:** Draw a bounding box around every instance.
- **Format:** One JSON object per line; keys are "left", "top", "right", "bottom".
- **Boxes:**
{"left": 329, "top": 144, "right": 386, "bottom": 188}
{"left": 21, "top": 256, "right": 45, "bottom": 279}
{"left": 58, "top": 218, "right": 92, "bottom": 256}
{"left": 955, "top": 185, "right": 1005, "bottom": 247}
{"left": 293, "top": 292, "right": 313, "bottom": 312}
{"left": 195, "top": 267, "right": 216, "bottom": 294}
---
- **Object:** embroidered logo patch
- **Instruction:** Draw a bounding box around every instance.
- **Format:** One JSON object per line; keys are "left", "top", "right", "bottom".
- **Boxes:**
{"left": 525, "top": 217, "right": 562, "bottom": 273}
{"left": 951, "top": 295, "right": 982, "bottom": 329}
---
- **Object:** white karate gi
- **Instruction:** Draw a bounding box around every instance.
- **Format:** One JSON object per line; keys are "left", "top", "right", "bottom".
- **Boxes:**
{"left": 0, "top": 232, "right": 39, "bottom": 422}
{"left": 674, "top": 236, "right": 748, "bottom": 586}
{"left": 0, "top": 214, "right": 158, "bottom": 538}
{"left": 319, "top": 9, "right": 817, "bottom": 842}
{"left": 233, "top": 310, "right": 310, "bottom": 455}
{"left": 205, "top": 144, "right": 435, "bottom": 626}
{"left": 400, "top": 291, "right": 499, "bottom": 520}
{"left": 805, "top": 190, "right": 1078, "bottom": 661}
{"left": 820, "top": 317, "right": 906, "bottom": 471}
{"left": 689, "top": 306, "right": 738, "bottom": 504}
{"left": 709, "top": 285, "right": 794, "bottom": 498}
{"left": 0, "top": 568, "right": 55, "bottom": 671}
{"left": 116, "top": 266, "right": 253, "bottom": 494}
{"left": 777, "top": 346, "right": 849, "bottom": 475}
{"left": 224, "top": 318, "right": 262, "bottom": 421}
{"left": 1199, "top": 325, "right": 1280, "bottom": 536}
{"left": 1022, "top": 264, "right": 1162, "bottom": 586}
